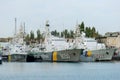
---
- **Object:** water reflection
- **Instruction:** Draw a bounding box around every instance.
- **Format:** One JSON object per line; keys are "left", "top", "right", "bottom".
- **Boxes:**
{"left": 0, "top": 62, "right": 120, "bottom": 80}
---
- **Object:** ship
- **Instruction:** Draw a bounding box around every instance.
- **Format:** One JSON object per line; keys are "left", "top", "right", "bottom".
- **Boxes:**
{"left": 9, "top": 22, "right": 28, "bottom": 62}
{"left": 9, "top": 44, "right": 27, "bottom": 62}
{"left": 26, "top": 44, "right": 53, "bottom": 62}
{"left": 26, "top": 21, "right": 82, "bottom": 62}
{"left": 80, "top": 38, "right": 116, "bottom": 62}
{"left": 26, "top": 36, "right": 82, "bottom": 62}
{"left": 2, "top": 19, "right": 28, "bottom": 62}
{"left": 52, "top": 49, "right": 81, "bottom": 62}
{"left": 74, "top": 23, "right": 116, "bottom": 62}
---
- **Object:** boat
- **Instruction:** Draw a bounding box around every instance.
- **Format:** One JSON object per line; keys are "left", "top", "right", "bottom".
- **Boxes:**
{"left": 9, "top": 44, "right": 27, "bottom": 62}
{"left": 52, "top": 49, "right": 82, "bottom": 62}
{"left": 9, "top": 24, "right": 28, "bottom": 62}
{"left": 80, "top": 38, "right": 116, "bottom": 62}
{"left": 2, "top": 23, "right": 28, "bottom": 62}
{"left": 26, "top": 21, "right": 82, "bottom": 62}
{"left": 27, "top": 36, "right": 82, "bottom": 62}
{"left": 26, "top": 44, "right": 53, "bottom": 62}
{"left": 74, "top": 24, "right": 116, "bottom": 62}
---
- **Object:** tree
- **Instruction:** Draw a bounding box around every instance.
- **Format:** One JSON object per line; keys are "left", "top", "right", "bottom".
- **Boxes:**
{"left": 69, "top": 30, "right": 74, "bottom": 38}
{"left": 30, "top": 30, "right": 34, "bottom": 40}
{"left": 88, "top": 27, "right": 92, "bottom": 37}
{"left": 79, "top": 22, "right": 85, "bottom": 32}
{"left": 85, "top": 27, "right": 89, "bottom": 37}
{"left": 67, "top": 32, "right": 70, "bottom": 38}
{"left": 24, "top": 34, "right": 30, "bottom": 45}
{"left": 22, "top": 21, "right": 101, "bottom": 45}
{"left": 64, "top": 29, "right": 68, "bottom": 38}
{"left": 51, "top": 30, "right": 60, "bottom": 37}
{"left": 37, "top": 29, "right": 41, "bottom": 41}
{"left": 96, "top": 31, "right": 101, "bottom": 37}
{"left": 25, "top": 34, "right": 30, "bottom": 41}
{"left": 91, "top": 27, "right": 96, "bottom": 37}
{"left": 61, "top": 32, "right": 64, "bottom": 37}
{"left": 56, "top": 32, "right": 60, "bottom": 37}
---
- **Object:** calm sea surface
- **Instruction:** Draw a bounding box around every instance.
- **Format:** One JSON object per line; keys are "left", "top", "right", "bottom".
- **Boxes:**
{"left": 0, "top": 62, "right": 120, "bottom": 80}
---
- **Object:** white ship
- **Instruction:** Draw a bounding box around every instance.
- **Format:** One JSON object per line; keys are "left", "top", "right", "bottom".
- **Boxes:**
{"left": 2, "top": 20, "right": 28, "bottom": 62}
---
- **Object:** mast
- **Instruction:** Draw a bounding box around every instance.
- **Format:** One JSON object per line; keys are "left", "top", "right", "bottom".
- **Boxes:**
{"left": 74, "top": 23, "right": 80, "bottom": 48}
{"left": 73, "top": 22, "right": 85, "bottom": 49}
{"left": 44, "top": 20, "right": 52, "bottom": 46}
{"left": 15, "top": 18, "right": 17, "bottom": 36}
{"left": 45, "top": 20, "right": 50, "bottom": 38}
{"left": 23, "top": 22, "right": 25, "bottom": 38}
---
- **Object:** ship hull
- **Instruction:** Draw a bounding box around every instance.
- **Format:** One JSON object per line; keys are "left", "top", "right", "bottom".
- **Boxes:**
{"left": 80, "top": 48, "right": 116, "bottom": 62}
{"left": 53, "top": 49, "right": 81, "bottom": 62}
{"left": 26, "top": 49, "right": 82, "bottom": 62}
{"left": 26, "top": 52, "right": 52, "bottom": 62}
{"left": 10, "top": 54, "right": 27, "bottom": 62}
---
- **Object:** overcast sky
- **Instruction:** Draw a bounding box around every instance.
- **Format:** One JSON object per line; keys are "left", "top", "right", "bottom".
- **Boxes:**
{"left": 0, "top": 0, "right": 120, "bottom": 37}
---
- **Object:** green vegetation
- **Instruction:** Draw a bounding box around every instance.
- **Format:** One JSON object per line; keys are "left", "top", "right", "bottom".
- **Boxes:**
{"left": 24, "top": 22, "right": 101, "bottom": 42}
{"left": 30, "top": 30, "right": 34, "bottom": 40}
{"left": 51, "top": 30, "right": 60, "bottom": 37}
{"left": 79, "top": 22, "right": 85, "bottom": 32}
{"left": 36, "top": 29, "right": 42, "bottom": 40}
{"left": 79, "top": 22, "right": 100, "bottom": 38}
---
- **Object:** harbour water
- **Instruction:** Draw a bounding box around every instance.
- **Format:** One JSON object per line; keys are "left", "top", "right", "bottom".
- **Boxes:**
{"left": 0, "top": 62, "right": 120, "bottom": 80}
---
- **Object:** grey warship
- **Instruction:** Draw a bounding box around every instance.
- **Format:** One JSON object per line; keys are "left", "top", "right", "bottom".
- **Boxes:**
{"left": 27, "top": 21, "right": 82, "bottom": 62}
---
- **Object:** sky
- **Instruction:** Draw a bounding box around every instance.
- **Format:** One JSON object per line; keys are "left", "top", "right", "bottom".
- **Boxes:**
{"left": 0, "top": 0, "right": 120, "bottom": 38}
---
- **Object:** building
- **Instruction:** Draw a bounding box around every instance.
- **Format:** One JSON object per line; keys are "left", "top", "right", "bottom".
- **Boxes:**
{"left": 0, "top": 38, "right": 12, "bottom": 42}
{"left": 105, "top": 32, "right": 120, "bottom": 48}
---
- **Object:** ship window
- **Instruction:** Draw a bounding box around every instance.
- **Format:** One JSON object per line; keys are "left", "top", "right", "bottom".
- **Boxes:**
{"left": 73, "top": 53, "right": 76, "bottom": 56}
{"left": 106, "top": 52, "right": 109, "bottom": 55}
